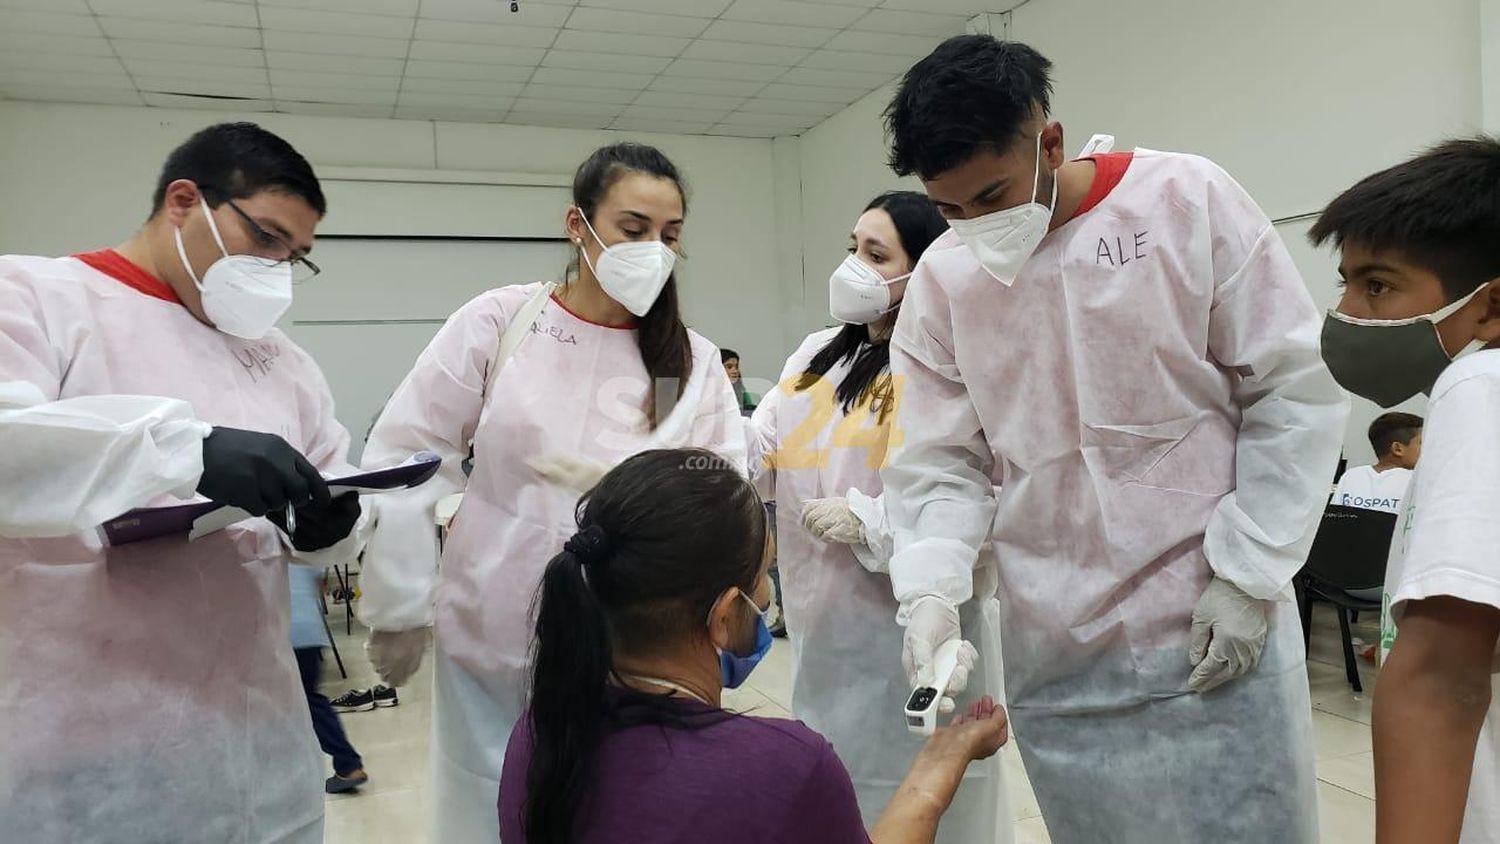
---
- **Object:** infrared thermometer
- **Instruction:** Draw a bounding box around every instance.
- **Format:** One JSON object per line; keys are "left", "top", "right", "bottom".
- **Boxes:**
{"left": 904, "top": 639, "right": 966, "bottom": 736}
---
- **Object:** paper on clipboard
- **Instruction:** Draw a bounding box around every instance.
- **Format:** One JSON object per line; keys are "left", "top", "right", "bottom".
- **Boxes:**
{"left": 101, "top": 451, "right": 442, "bottom": 546}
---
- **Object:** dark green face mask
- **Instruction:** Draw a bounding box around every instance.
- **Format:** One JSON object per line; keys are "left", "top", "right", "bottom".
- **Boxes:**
{"left": 1319, "top": 285, "right": 1485, "bottom": 408}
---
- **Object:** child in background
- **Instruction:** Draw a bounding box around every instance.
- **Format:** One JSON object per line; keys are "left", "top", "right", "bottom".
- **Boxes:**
{"left": 1333, "top": 412, "right": 1423, "bottom": 514}
{"left": 1311, "top": 136, "right": 1500, "bottom": 844}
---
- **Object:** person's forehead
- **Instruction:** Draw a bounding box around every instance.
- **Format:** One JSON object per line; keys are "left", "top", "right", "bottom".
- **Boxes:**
{"left": 600, "top": 173, "right": 683, "bottom": 219}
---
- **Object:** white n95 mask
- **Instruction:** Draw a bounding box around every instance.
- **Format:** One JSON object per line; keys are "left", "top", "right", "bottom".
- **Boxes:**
{"left": 174, "top": 200, "right": 293, "bottom": 340}
{"left": 828, "top": 254, "right": 909, "bottom": 325}
{"left": 577, "top": 211, "right": 677, "bottom": 317}
{"left": 948, "top": 132, "right": 1058, "bottom": 286}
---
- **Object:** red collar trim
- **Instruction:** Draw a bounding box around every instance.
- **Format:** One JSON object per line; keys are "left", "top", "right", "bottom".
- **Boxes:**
{"left": 73, "top": 249, "right": 181, "bottom": 304}
{"left": 1070, "top": 151, "right": 1135, "bottom": 220}
{"left": 550, "top": 293, "right": 637, "bottom": 329}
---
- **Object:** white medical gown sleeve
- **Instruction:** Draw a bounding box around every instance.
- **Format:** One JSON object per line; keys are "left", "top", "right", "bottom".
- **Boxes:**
{"left": 689, "top": 347, "right": 749, "bottom": 477}
{"left": 884, "top": 268, "right": 998, "bottom": 621}
{"left": 357, "top": 293, "right": 509, "bottom": 631}
{"left": 1201, "top": 171, "right": 1349, "bottom": 601}
{"left": 746, "top": 389, "right": 780, "bottom": 500}
{"left": 846, "top": 488, "right": 893, "bottom": 574}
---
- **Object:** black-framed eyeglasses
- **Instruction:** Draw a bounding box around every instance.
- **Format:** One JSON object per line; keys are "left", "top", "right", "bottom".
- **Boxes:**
{"left": 203, "top": 190, "right": 321, "bottom": 282}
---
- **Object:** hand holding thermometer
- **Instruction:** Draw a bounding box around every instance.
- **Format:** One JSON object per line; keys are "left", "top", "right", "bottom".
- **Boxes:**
{"left": 905, "top": 639, "right": 967, "bottom": 736}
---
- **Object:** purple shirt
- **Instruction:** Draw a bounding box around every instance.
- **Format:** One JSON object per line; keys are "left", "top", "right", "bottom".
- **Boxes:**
{"left": 499, "top": 704, "right": 872, "bottom": 843}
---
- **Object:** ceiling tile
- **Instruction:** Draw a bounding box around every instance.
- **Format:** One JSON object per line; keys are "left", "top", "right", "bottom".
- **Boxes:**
{"left": 565, "top": 7, "right": 711, "bottom": 39}
{"left": 608, "top": 117, "right": 712, "bottom": 135}
{"left": 273, "top": 85, "right": 398, "bottom": 105}
{"left": 118, "top": 59, "right": 265, "bottom": 85}
{"left": 631, "top": 90, "right": 742, "bottom": 112}
{"left": 0, "top": 84, "right": 142, "bottom": 106}
{"left": 403, "top": 59, "right": 536, "bottom": 81}
{"left": 400, "top": 76, "right": 527, "bottom": 97}
{"left": 102, "top": 18, "right": 261, "bottom": 49}
{"left": 86, "top": 0, "right": 259, "bottom": 27}
{"left": 757, "top": 81, "right": 868, "bottom": 103}
{"left": 258, "top": 0, "right": 420, "bottom": 15}
{"left": 397, "top": 91, "right": 516, "bottom": 109}
{"left": 503, "top": 111, "right": 613, "bottom": 130}
{"left": 0, "top": 69, "right": 135, "bottom": 91}
{"left": 722, "top": 0, "right": 866, "bottom": 28}
{"left": 0, "top": 53, "right": 128, "bottom": 75}
{"left": 396, "top": 105, "right": 507, "bottom": 123}
{"left": 0, "top": 32, "right": 113, "bottom": 56}
{"left": 800, "top": 49, "right": 918, "bottom": 73}
{"left": 266, "top": 51, "right": 405, "bottom": 76}
{"left": 262, "top": 31, "right": 411, "bottom": 58}
{"left": 530, "top": 67, "right": 656, "bottom": 90}
{"left": 617, "top": 104, "right": 731, "bottom": 123}
{"left": 571, "top": 0, "right": 730, "bottom": 15}
{"left": 699, "top": 20, "right": 838, "bottom": 49}
{"left": 4, "top": 11, "right": 99, "bottom": 36}
{"left": 114, "top": 41, "right": 265, "bottom": 68}
{"left": 660, "top": 59, "right": 785, "bottom": 82}
{"left": 823, "top": 29, "right": 940, "bottom": 54}
{"left": 707, "top": 124, "right": 789, "bottom": 138}
{"left": 717, "top": 114, "right": 812, "bottom": 132}
{"left": 519, "top": 83, "right": 634, "bottom": 105}
{"left": 405, "top": 41, "right": 548, "bottom": 65}
{"left": 880, "top": 0, "right": 1020, "bottom": 12}
{"left": 258, "top": 7, "right": 416, "bottom": 39}
{"left": 541, "top": 50, "right": 671, "bottom": 74}
{"left": 420, "top": 0, "right": 573, "bottom": 27}
{"left": 734, "top": 97, "right": 841, "bottom": 117}
{"left": 277, "top": 100, "right": 395, "bottom": 119}
{"left": 550, "top": 30, "right": 690, "bottom": 58}
{"left": 142, "top": 91, "right": 273, "bottom": 110}
{"left": 134, "top": 75, "right": 271, "bottom": 99}
{"left": 413, "top": 19, "right": 559, "bottom": 48}
{"left": 646, "top": 76, "right": 765, "bottom": 97}
{"left": 508, "top": 97, "right": 621, "bottom": 117}
{"left": 675, "top": 40, "right": 811, "bottom": 67}
{"left": 778, "top": 66, "right": 892, "bottom": 89}
{"left": 850, "top": 9, "right": 967, "bottom": 37}
{"left": 0, "top": 0, "right": 89, "bottom": 12}
{"left": 269, "top": 70, "right": 402, "bottom": 92}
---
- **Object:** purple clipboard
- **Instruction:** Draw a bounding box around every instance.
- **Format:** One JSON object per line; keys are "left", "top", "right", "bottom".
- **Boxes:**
{"left": 100, "top": 451, "right": 442, "bottom": 546}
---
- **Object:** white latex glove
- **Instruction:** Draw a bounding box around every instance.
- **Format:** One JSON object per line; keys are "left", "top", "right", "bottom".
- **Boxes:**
{"left": 1187, "top": 577, "right": 1270, "bottom": 693}
{"left": 366, "top": 627, "right": 431, "bottom": 687}
{"left": 528, "top": 454, "right": 611, "bottom": 494}
{"left": 800, "top": 497, "right": 865, "bottom": 545}
{"left": 903, "top": 596, "right": 978, "bottom": 715}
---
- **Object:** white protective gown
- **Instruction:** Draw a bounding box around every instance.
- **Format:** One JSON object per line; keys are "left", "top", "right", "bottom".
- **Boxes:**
{"left": 885, "top": 150, "right": 1348, "bottom": 843}
{"left": 359, "top": 283, "right": 746, "bottom": 843}
{"left": 749, "top": 328, "right": 1011, "bottom": 842}
{"left": 0, "top": 254, "right": 355, "bottom": 843}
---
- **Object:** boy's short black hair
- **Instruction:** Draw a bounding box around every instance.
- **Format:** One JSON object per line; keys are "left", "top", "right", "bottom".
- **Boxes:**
{"left": 720, "top": 348, "right": 739, "bottom": 363}
{"left": 885, "top": 35, "right": 1054, "bottom": 181}
{"left": 1309, "top": 137, "right": 1500, "bottom": 301}
{"left": 151, "top": 122, "right": 326, "bottom": 217}
{"left": 1368, "top": 412, "right": 1424, "bottom": 457}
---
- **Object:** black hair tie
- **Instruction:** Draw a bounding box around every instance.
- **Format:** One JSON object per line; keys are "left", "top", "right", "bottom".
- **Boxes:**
{"left": 564, "top": 525, "right": 612, "bottom": 566}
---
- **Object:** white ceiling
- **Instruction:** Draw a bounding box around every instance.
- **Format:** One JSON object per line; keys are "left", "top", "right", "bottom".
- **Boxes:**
{"left": 0, "top": 0, "right": 1021, "bottom": 138}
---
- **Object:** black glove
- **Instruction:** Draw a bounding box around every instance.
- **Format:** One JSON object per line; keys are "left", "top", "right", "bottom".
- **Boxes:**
{"left": 271, "top": 491, "right": 362, "bottom": 553}
{"left": 197, "top": 427, "right": 329, "bottom": 517}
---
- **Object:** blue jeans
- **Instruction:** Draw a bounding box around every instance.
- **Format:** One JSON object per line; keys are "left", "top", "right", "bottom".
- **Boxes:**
{"left": 295, "top": 647, "right": 363, "bottom": 776}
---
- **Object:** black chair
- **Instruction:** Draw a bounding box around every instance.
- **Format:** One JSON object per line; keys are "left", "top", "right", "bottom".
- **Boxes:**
{"left": 1297, "top": 505, "right": 1397, "bottom": 692}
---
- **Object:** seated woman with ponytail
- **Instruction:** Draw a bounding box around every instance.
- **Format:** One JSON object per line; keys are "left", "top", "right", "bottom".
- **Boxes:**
{"left": 499, "top": 448, "right": 1009, "bottom": 844}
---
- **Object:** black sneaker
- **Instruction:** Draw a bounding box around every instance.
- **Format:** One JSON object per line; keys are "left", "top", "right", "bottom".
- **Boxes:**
{"left": 331, "top": 688, "right": 375, "bottom": 713}
{"left": 325, "top": 770, "right": 369, "bottom": 794}
{"left": 372, "top": 685, "right": 399, "bottom": 708}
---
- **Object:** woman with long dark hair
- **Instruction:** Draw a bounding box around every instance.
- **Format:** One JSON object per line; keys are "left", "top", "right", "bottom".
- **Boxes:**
{"left": 748, "top": 191, "right": 1011, "bottom": 841}
{"left": 356, "top": 144, "right": 745, "bottom": 841}
{"left": 500, "top": 448, "right": 1008, "bottom": 843}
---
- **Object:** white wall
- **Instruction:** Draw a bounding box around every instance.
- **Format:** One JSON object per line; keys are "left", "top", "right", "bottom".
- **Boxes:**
{"left": 793, "top": 0, "right": 1485, "bottom": 462}
{"left": 0, "top": 101, "right": 791, "bottom": 425}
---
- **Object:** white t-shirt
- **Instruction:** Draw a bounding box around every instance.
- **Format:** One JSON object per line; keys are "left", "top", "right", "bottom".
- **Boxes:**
{"left": 1334, "top": 465, "right": 1413, "bottom": 513}
{"left": 1382, "top": 350, "right": 1500, "bottom": 844}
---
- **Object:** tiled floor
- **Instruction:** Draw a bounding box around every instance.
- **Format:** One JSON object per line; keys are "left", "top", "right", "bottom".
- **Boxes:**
{"left": 317, "top": 602, "right": 1379, "bottom": 843}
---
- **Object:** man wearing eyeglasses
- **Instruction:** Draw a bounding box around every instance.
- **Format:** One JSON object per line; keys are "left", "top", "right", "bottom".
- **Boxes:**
{"left": 0, "top": 122, "right": 363, "bottom": 843}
